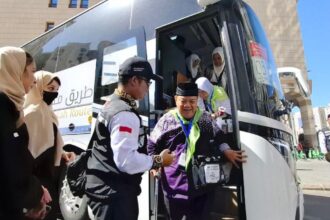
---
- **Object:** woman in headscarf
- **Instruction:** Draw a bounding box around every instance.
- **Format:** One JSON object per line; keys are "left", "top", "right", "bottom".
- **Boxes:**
{"left": 205, "top": 47, "right": 227, "bottom": 89}
{"left": 195, "top": 77, "right": 231, "bottom": 116}
{"left": 185, "top": 53, "right": 202, "bottom": 82}
{"left": 24, "top": 70, "right": 75, "bottom": 219}
{"left": 0, "top": 46, "right": 51, "bottom": 219}
{"left": 175, "top": 53, "right": 203, "bottom": 87}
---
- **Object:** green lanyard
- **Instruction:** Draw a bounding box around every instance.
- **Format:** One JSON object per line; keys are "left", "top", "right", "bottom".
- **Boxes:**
{"left": 171, "top": 109, "right": 202, "bottom": 170}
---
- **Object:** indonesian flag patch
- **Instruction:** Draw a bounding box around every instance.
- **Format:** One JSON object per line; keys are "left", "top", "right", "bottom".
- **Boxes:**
{"left": 119, "top": 126, "right": 132, "bottom": 133}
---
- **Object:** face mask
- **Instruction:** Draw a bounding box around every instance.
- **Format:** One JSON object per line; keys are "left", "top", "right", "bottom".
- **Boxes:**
{"left": 43, "top": 91, "right": 58, "bottom": 105}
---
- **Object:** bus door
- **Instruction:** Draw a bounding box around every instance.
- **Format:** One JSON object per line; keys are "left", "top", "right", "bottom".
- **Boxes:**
{"left": 154, "top": 3, "right": 245, "bottom": 219}
{"left": 225, "top": 1, "right": 300, "bottom": 220}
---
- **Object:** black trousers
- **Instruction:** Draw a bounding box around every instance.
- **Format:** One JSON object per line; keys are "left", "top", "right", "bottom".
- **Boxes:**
{"left": 87, "top": 193, "right": 139, "bottom": 220}
{"left": 34, "top": 147, "right": 63, "bottom": 220}
{"left": 163, "top": 192, "right": 213, "bottom": 220}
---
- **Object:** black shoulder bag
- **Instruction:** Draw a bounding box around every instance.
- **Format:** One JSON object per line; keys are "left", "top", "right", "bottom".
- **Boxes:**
{"left": 66, "top": 128, "right": 97, "bottom": 198}
{"left": 66, "top": 149, "right": 92, "bottom": 197}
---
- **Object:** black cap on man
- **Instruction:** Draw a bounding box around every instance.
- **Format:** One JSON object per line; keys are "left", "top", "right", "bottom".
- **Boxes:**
{"left": 176, "top": 82, "right": 199, "bottom": 97}
{"left": 118, "top": 56, "right": 162, "bottom": 82}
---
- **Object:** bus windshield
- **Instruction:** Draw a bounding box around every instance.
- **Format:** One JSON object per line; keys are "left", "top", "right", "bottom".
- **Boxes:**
{"left": 240, "top": 3, "right": 284, "bottom": 118}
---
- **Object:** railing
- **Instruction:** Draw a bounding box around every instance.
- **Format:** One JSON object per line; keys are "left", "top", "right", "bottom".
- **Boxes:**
{"left": 293, "top": 149, "right": 325, "bottom": 160}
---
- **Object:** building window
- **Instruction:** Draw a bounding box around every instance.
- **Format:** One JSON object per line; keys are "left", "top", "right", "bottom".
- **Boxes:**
{"left": 80, "top": 0, "right": 89, "bottom": 8}
{"left": 49, "top": 0, "right": 58, "bottom": 8}
{"left": 69, "top": 0, "right": 78, "bottom": 8}
{"left": 46, "top": 22, "right": 55, "bottom": 32}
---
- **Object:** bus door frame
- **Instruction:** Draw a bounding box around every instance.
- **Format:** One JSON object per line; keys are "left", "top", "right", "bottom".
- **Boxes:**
{"left": 154, "top": 3, "right": 247, "bottom": 219}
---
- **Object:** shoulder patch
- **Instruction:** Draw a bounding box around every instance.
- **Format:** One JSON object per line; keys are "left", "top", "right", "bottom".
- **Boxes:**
{"left": 119, "top": 126, "right": 132, "bottom": 133}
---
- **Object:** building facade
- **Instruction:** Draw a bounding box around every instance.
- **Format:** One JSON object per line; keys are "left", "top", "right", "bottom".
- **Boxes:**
{"left": 293, "top": 106, "right": 330, "bottom": 148}
{"left": 0, "top": 0, "right": 102, "bottom": 47}
{"left": 0, "top": 0, "right": 317, "bottom": 146}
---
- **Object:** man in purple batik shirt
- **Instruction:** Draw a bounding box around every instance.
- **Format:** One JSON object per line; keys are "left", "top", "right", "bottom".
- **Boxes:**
{"left": 147, "top": 82, "right": 246, "bottom": 220}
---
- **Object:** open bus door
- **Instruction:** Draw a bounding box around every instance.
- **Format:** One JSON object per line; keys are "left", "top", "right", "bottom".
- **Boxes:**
{"left": 153, "top": 4, "right": 246, "bottom": 219}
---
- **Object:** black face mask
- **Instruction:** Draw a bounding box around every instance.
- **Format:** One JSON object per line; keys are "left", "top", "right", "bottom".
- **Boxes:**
{"left": 43, "top": 91, "right": 58, "bottom": 105}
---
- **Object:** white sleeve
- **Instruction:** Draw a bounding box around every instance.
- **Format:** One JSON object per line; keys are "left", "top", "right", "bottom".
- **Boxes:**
{"left": 215, "top": 98, "right": 232, "bottom": 115}
{"left": 109, "top": 111, "right": 153, "bottom": 174}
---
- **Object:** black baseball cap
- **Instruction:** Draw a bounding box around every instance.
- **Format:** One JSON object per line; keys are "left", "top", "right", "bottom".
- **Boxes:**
{"left": 118, "top": 56, "right": 162, "bottom": 81}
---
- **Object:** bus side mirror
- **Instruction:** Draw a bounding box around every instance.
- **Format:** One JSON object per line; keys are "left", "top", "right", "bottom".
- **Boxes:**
{"left": 273, "top": 100, "right": 292, "bottom": 118}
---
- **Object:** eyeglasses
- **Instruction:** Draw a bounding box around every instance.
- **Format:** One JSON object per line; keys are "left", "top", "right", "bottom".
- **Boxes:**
{"left": 137, "top": 76, "right": 152, "bottom": 86}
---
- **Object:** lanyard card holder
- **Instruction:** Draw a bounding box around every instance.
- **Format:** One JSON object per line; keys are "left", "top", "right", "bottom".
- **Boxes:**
{"left": 192, "top": 155, "right": 227, "bottom": 190}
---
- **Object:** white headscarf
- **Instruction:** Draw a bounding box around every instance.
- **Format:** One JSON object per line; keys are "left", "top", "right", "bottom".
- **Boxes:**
{"left": 212, "top": 47, "right": 225, "bottom": 76}
{"left": 185, "top": 54, "right": 200, "bottom": 78}
{"left": 0, "top": 46, "right": 27, "bottom": 127}
{"left": 195, "top": 77, "right": 214, "bottom": 95}
{"left": 24, "top": 71, "right": 63, "bottom": 166}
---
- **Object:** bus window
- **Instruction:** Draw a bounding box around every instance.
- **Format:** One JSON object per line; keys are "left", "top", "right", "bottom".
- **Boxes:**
{"left": 23, "top": 26, "right": 65, "bottom": 72}
{"left": 92, "top": 27, "right": 149, "bottom": 116}
{"left": 94, "top": 37, "right": 141, "bottom": 107}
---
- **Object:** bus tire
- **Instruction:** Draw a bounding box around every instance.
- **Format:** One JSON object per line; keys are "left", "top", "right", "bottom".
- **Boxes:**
{"left": 59, "top": 166, "right": 89, "bottom": 220}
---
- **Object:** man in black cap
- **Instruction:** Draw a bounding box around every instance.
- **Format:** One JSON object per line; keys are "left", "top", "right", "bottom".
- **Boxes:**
{"left": 318, "top": 114, "right": 330, "bottom": 157}
{"left": 147, "top": 82, "right": 246, "bottom": 220}
{"left": 85, "top": 56, "right": 174, "bottom": 220}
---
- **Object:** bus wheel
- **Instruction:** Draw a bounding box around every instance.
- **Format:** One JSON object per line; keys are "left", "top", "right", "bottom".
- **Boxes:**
{"left": 59, "top": 167, "right": 89, "bottom": 220}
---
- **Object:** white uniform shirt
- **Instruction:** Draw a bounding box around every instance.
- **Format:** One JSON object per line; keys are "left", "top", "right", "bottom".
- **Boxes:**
{"left": 318, "top": 131, "right": 328, "bottom": 154}
{"left": 109, "top": 111, "right": 153, "bottom": 174}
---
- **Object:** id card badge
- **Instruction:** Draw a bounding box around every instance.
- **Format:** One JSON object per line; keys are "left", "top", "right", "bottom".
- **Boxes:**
{"left": 178, "top": 151, "right": 186, "bottom": 167}
{"left": 204, "top": 164, "right": 220, "bottom": 183}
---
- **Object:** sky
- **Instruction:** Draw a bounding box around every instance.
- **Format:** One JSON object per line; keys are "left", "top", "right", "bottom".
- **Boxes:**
{"left": 297, "top": 1, "right": 330, "bottom": 108}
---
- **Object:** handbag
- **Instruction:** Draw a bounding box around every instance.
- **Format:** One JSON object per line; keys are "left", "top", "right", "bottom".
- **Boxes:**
{"left": 66, "top": 124, "right": 100, "bottom": 197}
{"left": 66, "top": 149, "right": 91, "bottom": 198}
{"left": 191, "top": 155, "right": 228, "bottom": 190}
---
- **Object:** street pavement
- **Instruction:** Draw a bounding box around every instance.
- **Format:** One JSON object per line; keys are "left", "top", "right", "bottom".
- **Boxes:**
{"left": 303, "top": 190, "right": 330, "bottom": 220}
{"left": 297, "top": 159, "right": 330, "bottom": 190}
{"left": 297, "top": 159, "right": 330, "bottom": 220}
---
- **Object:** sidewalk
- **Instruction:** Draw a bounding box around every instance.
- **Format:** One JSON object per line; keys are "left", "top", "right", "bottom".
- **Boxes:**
{"left": 296, "top": 159, "right": 330, "bottom": 190}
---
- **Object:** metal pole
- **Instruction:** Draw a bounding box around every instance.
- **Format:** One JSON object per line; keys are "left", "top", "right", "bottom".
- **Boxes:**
{"left": 154, "top": 172, "right": 161, "bottom": 219}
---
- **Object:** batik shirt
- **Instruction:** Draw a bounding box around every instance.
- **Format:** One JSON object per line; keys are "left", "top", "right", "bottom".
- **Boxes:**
{"left": 147, "top": 110, "right": 230, "bottom": 199}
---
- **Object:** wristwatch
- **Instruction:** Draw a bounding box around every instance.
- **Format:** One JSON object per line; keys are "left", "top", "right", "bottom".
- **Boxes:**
{"left": 152, "top": 155, "right": 163, "bottom": 169}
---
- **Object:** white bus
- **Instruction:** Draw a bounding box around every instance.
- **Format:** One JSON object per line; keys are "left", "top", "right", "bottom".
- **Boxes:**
{"left": 23, "top": 0, "right": 303, "bottom": 219}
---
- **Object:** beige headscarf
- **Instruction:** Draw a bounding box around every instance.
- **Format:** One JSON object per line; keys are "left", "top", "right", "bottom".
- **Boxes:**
{"left": 0, "top": 46, "right": 27, "bottom": 126}
{"left": 185, "top": 54, "right": 201, "bottom": 78}
{"left": 212, "top": 47, "right": 226, "bottom": 88}
{"left": 212, "top": 47, "right": 225, "bottom": 76}
{"left": 24, "top": 71, "right": 63, "bottom": 166}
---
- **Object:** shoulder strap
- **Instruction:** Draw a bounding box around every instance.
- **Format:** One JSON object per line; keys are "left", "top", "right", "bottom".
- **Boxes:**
{"left": 53, "top": 123, "right": 58, "bottom": 147}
